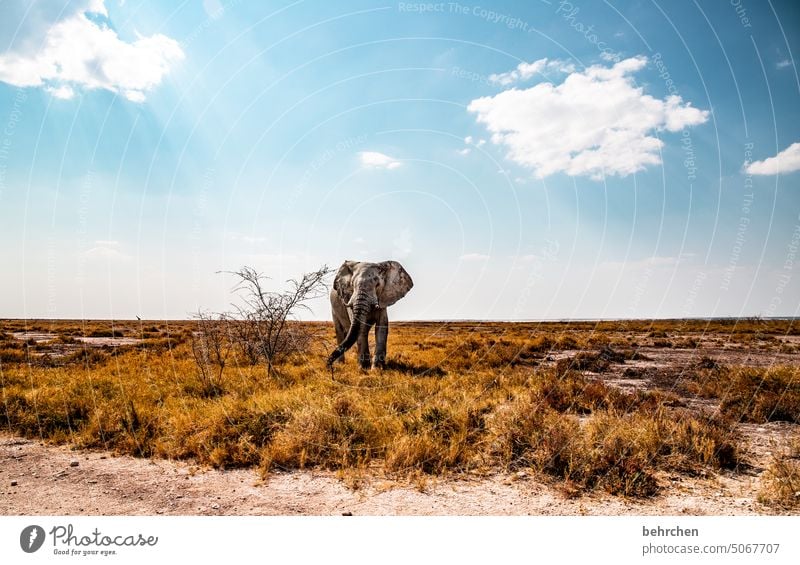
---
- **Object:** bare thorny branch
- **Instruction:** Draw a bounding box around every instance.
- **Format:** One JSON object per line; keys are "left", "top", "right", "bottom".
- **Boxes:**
{"left": 220, "top": 265, "right": 332, "bottom": 378}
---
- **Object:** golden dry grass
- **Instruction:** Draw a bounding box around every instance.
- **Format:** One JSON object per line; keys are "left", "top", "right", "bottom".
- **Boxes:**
{"left": 758, "top": 436, "right": 800, "bottom": 510}
{"left": 1, "top": 318, "right": 797, "bottom": 498}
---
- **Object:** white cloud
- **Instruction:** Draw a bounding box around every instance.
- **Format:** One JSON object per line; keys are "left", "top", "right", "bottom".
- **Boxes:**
{"left": 459, "top": 253, "right": 490, "bottom": 261}
{"left": 0, "top": 0, "right": 184, "bottom": 102}
{"left": 358, "top": 151, "right": 401, "bottom": 170}
{"left": 468, "top": 56, "right": 710, "bottom": 180}
{"left": 46, "top": 85, "right": 75, "bottom": 99}
{"left": 776, "top": 59, "right": 791, "bottom": 69}
{"left": 458, "top": 147, "right": 471, "bottom": 155}
{"left": 463, "top": 136, "right": 485, "bottom": 149}
{"left": 464, "top": 135, "right": 486, "bottom": 147}
{"left": 745, "top": 142, "right": 800, "bottom": 176}
{"left": 488, "top": 58, "right": 574, "bottom": 86}
{"left": 82, "top": 240, "right": 130, "bottom": 261}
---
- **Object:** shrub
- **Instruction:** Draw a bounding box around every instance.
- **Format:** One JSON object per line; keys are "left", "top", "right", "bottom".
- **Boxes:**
{"left": 758, "top": 437, "right": 800, "bottom": 510}
{"left": 189, "top": 311, "right": 233, "bottom": 397}
{"left": 88, "top": 329, "right": 125, "bottom": 338}
{"left": 702, "top": 366, "right": 800, "bottom": 424}
{"left": 226, "top": 266, "right": 331, "bottom": 377}
{"left": 0, "top": 348, "right": 26, "bottom": 363}
{"left": 262, "top": 393, "right": 386, "bottom": 471}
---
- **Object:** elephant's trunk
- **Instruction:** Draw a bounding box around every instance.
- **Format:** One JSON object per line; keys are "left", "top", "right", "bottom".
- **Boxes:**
{"left": 327, "top": 289, "right": 371, "bottom": 366}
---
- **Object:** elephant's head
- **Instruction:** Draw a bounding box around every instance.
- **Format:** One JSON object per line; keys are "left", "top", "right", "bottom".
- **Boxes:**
{"left": 326, "top": 260, "right": 413, "bottom": 367}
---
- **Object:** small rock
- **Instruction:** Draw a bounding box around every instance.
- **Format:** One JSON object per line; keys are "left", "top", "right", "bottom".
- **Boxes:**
{"left": 211, "top": 503, "right": 220, "bottom": 510}
{"left": 10, "top": 481, "right": 18, "bottom": 486}
{"left": 342, "top": 511, "right": 353, "bottom": 516}
{"left": 69, "top": 461, "right": 79, "bottom": 467}
{"left": 87, "top": 480, "right": 97, "bottom": 484}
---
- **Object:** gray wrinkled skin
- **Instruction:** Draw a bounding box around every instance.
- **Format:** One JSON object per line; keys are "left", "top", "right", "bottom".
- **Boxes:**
{"left": 327, "top": 260, "right": 413, "bottom": 369}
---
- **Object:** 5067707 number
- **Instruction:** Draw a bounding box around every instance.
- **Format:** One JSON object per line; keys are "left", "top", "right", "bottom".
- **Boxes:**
{"left": 729, "top": 543, "right": 780, "bottom": 554}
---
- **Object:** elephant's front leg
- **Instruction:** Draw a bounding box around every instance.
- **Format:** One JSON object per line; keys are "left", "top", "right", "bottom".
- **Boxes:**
{"left": 357, "top": 327, "right": 372, "bottom": 370}
{"left": 373, "top": 308, "right": 388, "bottom": 369}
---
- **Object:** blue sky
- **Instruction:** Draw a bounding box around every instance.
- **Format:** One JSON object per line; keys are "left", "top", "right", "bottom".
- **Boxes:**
{"left": 0, "top": 0, "right": 798, "bottom": 320}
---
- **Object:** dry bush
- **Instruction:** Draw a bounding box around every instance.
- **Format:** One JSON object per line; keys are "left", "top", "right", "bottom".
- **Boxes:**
{"left": 696, "top": 366, "right": 800, "bottom": 423}
{"left": 226, "top": 266, "right": 331, "bottom": 377}
{"left": 262, "top": 393, "right": 388, "bottom": 471}
{"left": 88, "top": 328, "right": 125, "bottom": 338}
{"left": 758, "top": 437, "right": 800, "bottom": 510}
{"left": 486, "top": 394, "right": 737, "bottom": 497}
{"left": 386, "top": 403, "right": 490, "bottom": 474}
{"left": 156, "top": 397, "right": 292, "bottom": 468}
{"left": 189, "top": 311, "right": 233, "bottom": 397}
{"left": 526, "top": 335, "right": 555, "bottom": 352}
{"left": 0, "top": 347, "right": 26, "bottom": 363}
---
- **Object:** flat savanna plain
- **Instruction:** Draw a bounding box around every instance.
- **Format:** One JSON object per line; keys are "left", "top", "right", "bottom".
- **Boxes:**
{"left": 1, "top": 319, "right": 798, "bottom": 515}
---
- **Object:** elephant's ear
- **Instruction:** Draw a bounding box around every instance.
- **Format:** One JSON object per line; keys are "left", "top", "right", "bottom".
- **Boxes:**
{"left": 378, "top": 261, "right": 413, "bottom": 308}
{"left": 333, "top": 260, "right": 357, "bottom": 303}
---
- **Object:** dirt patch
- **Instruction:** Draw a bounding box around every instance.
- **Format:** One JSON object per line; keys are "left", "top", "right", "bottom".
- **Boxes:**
{"left": 0, "top": 433, "right": 788, "bottom": 516}
{"left": 12, "top": 332, "right": 56, "bottom": 343}
{"left": 76, "top": 336, "right": 142, "bottom": 347}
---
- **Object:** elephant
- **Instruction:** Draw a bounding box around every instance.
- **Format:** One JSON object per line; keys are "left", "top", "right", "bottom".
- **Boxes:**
{"left": 326, "top": 260, "right": 413, "bottom": 369}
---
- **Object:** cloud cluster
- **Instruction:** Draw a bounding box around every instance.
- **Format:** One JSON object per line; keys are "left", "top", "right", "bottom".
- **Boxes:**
{"left": 0, "top": 0, "right": 183, "bottom": 101}
{"left": 81, "top": 240, "right": 130, "bottom": 261}
{"left": 359, "top": 151, "right": 402, "bottom": 170}
{"left": 745, "top": 142, "right": 800, "bottom": 176}
{"left": 468, "top": 56, "right": 710, "bottom": 179}
{"left": 488, "top": 58, "right": 574, "bottom": 86}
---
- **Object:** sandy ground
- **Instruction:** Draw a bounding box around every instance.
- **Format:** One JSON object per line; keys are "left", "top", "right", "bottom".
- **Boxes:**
{"left": 0, "top": 432, "right": 791, "bottom": 516}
